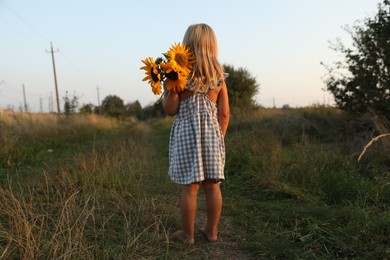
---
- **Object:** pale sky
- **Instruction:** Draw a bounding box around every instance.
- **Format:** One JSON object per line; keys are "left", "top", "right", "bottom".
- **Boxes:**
{"left": 0, "top": 0, "right": 382, "bottom": 112}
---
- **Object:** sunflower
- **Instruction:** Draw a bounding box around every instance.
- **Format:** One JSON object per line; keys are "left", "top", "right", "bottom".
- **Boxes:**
{"left": 160, "top": 62, "right": 187, "bottom": 92}
{"left": 140, "top": 57, "right": 162, "bottom": 95}
{"left": 165, "top": 43, "right": 194, "bottom": 77}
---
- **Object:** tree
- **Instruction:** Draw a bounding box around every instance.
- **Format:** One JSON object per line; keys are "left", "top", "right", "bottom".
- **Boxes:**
{"left": 101, "top": 95, "right": 126, "bottom": 119}
{"left": 142, "top": 101, "right": 165, "bottom": 120}
{"left": 79, "top": 103, "right": 94, "bottom": 114}
{"left": 125, "top": 100, "right": 144, "bottom": 119}
{"left": 223, "top": 64, "right": 259, "bottom": 111}
{"left": 94, "top": 105, "right": 102, "bottom": 115}
{"left": 323, "top": 0, "right": 390, "bottom": 116}
{"left": 63, "top": 91, "right": 79, "bottom": 116}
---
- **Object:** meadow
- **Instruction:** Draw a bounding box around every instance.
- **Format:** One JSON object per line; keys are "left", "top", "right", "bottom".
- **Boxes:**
{"left": 0, "top": 108, "right": 388, "bottom": 259}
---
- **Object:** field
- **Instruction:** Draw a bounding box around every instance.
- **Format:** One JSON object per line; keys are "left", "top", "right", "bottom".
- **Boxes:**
{"left": 0, "top": 108, "right": 389, "bottom": 259}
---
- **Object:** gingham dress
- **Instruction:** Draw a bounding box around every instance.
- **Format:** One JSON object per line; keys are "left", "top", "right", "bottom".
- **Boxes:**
{"left": 168, "top": 88, "right": 225, "bottom": 185}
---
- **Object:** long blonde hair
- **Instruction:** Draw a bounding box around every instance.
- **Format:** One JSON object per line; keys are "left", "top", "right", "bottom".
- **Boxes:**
{"left": 183, "top": 24, "right": 224, "bottom": 92}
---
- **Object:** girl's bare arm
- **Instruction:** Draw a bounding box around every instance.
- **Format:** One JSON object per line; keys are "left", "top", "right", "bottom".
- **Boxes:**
{"left": 162, "top": 90, "right": 180, "bottom": 116}
{"left": 217, "top": 81, "right": 230, "bottom": 137}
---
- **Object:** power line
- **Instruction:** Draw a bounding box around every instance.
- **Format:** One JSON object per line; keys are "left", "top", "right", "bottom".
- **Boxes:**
{"left": 59, "top": 51, "right": 98, "bottom": 86}
{"left": 1, "top": 81, "right": 42, "bottom": 96}
{"left": 0, "top": 2, "right": 102, "bottom": 111}
{"left": 0, "top": 2, "right": 95, "bottom": 86}
{"left": 0, "top": 16, "right": 46, "bottom": 50}
{"left": 0, "top": 1, "right": 51, "bottom": 44}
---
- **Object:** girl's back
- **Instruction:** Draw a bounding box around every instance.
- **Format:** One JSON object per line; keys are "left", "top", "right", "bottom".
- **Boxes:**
{"left": 169, "top": 84, "right": 225, "bottom": 184}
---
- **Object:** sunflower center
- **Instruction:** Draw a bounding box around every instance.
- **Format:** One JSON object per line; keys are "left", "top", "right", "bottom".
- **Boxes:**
{"left": 150, "top": 68, "right": 159, "bottom": 82}
{"left": 175, "top": 53, "right": 188, "bottom": 67}
{"left": 166, "top": 71, "right": 179, "bottom": 80}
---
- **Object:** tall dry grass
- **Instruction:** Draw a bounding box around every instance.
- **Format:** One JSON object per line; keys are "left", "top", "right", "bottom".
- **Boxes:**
{"left": 0, "top": 122, "right": 175, "bottom": 258}
{"left": 0, "top": 110, "right": 121, "bottom": 169}
{"left": 358, "top": 111, "right": 390, "bottom": 161}
{"left": 0, "top": 179, "right": 95, "bottom": 258}
{"left": 0, "top": 110, "right": 119, "bottom": 138}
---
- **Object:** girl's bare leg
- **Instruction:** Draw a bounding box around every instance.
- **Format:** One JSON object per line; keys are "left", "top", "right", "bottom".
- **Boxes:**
{"left": 180, "top": 183, "right": 200, "bottom": 240}
{"left": 202, "top": 180, "right": 222, "bottom": 241}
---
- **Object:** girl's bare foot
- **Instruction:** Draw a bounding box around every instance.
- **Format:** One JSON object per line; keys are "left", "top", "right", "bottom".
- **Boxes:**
{"left": 172, "top": 230, "right": 195, "bottom": 245}
{"left": 199, "top": 227, "right": 217, "bottom": 242}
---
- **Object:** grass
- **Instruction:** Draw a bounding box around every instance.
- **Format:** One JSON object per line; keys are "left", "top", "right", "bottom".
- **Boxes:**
{"left": 223, "top": 107, "right": 389, "bottom": 259}
{"left": 0, "top": 108, "right": 389, "bottom": 259}
{"left": 0, "top": 110, "right": 125, "bottom": 177}
{"left": 0, "top": 115, "right": 176, "bottom": 258}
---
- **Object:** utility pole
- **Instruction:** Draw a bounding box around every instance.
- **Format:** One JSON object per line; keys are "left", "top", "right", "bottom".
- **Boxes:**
{"left": 0, "top": 80, "right": 4, "bottom": 94}
{"left": 97, "top": 85, "right": 103, "bottom": 113}
{"left": 96, "top": 85, "right": 101, "bottom": 107}
{"left": 46, "top": 42, "right": 61, "bottom": 115}
{"left": 39, "top": 97, "right": 43, "bottom": 113}
{"left": 50, "top": 92, "right": 54, "bottom": 112}
{"left": 48, "top": 94, "right": 51, "bottom": 113}
{"left": 22, "top": 84, "right": 28, "bottom": 112}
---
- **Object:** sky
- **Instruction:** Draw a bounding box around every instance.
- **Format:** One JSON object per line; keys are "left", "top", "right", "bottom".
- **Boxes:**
{"left": 0, "top": 0, "right": 383, "bottom": 112}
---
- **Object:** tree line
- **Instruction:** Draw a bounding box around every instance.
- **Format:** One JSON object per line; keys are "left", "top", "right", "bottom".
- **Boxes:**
{"left": 63, "top": 64, "right": 260, "bottom": 120}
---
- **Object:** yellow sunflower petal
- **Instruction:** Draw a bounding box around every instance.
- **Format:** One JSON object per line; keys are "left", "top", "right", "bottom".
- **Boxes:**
{"left": 151, "top": 80, "right": 162, "bottom": 95}
{"left": 165, "top": 43, "right": 194, "bottom": 77}
{"left": 164, "top": 72, "right": 187, "bottom": 93}
{"left": 160, "top": 62, "right": 174, "bottom": 74}
{"left": 140, "top": 57, "right": 162, "bottom": 95}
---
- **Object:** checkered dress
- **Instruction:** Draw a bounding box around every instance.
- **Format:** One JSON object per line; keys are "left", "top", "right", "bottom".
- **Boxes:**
{"left": 168, "top": 92, "right": 225, "bottom": 184}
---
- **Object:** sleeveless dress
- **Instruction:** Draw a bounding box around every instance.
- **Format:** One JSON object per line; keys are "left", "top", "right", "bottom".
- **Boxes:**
{"left": 168, "top": 85, "right": 225, "bottom": 185}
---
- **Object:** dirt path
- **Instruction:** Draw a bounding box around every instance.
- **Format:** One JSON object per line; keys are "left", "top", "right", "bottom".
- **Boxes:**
{"left": 147, "top": 120, "right": 253, "bottom": 259}
{"left": 190, "top": 195, "right": 252, "bottom": 260}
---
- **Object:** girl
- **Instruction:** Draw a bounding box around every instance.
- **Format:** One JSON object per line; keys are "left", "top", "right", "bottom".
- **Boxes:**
{"left": 163, "top": 23, "right": 230, "bottom": 245}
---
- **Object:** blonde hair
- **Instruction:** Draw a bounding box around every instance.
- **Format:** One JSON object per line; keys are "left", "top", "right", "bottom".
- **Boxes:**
{"left": 183, "top": 23, "right": 224, "bottom": 92}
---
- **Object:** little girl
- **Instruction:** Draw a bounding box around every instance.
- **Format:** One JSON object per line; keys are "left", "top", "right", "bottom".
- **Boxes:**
{"left": 163, "top": 23, "right": 230, "bottom": 245}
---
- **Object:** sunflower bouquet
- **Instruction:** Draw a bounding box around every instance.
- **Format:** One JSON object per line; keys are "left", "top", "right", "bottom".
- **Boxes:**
{"left": 140, "top": 43, "right": 194, "bottom": 95}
